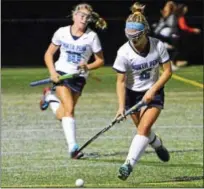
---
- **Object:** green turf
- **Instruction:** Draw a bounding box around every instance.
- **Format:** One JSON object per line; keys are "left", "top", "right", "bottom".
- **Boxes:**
{"left": 1, "top": 66, "right": 203, "bottom": 188}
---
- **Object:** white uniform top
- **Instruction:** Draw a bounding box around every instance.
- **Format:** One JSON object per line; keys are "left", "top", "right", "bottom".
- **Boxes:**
{"left": 52, "top": 25, "right": 102, "bottom": 77}
{"left": 113, "top": 37, "right": 170, "bottom": 92}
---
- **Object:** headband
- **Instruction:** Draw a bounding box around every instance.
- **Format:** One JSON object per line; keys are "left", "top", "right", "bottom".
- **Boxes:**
{"left": 125, "top": 22, "right": 145, "bottom": 31}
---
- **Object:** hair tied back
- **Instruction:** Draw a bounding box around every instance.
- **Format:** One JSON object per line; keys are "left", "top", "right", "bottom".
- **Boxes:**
{"left": 131, "top": 2, "right": 146, "bottom": 14}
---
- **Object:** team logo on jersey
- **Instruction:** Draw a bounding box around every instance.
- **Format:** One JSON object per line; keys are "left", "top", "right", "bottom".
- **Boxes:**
{"left": 62, "top": 43, "right": 87, "bottom": 53}
{"left": 131, "top": 58, "right": 159, "bottom": 71}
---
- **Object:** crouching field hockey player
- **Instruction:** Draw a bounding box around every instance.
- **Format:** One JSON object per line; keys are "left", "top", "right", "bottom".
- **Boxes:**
{"left": 113, "top": 2, "right": 172, "bottom": 180}
{"left": 39, "top": 3, "right": 107, "bottom": 159}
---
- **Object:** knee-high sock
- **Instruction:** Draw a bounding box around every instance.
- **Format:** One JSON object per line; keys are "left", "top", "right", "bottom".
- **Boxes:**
{"left": 148, "top": 130, "right": 162, "bottom": 149}
{"left": 62, "top": 117, "right": 76, "bottom": 152}
{"left": 45, "top": 93, "right": 60, "bottom": 115}
{"left": 125, "top": 134, "right": 149, "bottom": 167}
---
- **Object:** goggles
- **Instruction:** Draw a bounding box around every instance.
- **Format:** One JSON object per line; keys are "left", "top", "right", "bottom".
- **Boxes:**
{"left": 77, "top": 11, "right": 92, "bottom": 23}
{"left": 125, "top": 22, "right": 145, "bottom": 41}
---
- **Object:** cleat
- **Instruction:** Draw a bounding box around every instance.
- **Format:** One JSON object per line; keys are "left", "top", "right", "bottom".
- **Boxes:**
{"left": 40, "top": 87, "right": 51, "bottom": 111}
{"left": 118, "top": 162, "right": 133, "bottom": 181}
{"left": 155, "top": 145, "right": 170, "bottom": 162}
{"left": 155, "top": 136, "right": 170, "bottom": 162}
{"left": 70, "top": 144, "right": 84, "bottom": 159}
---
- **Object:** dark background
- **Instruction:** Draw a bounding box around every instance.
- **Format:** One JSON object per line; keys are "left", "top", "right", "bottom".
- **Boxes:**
{"left": 2, "top": 0, "right": 203, "bottom": 67}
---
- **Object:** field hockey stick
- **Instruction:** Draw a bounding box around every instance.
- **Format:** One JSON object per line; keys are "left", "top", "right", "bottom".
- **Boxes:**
{"left": 74, "top": 100, "right": 146, "bottom": 157}
{"left": 29, "top": 72, "right": 81, "bottom": 87}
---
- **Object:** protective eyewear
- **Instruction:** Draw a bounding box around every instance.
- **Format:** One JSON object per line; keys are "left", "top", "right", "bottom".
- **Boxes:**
{"left": 125, "top": 22, "right": 145, "bottom": 41}
{"left": 77, "top": 11, "right": 92, "bottom": 23}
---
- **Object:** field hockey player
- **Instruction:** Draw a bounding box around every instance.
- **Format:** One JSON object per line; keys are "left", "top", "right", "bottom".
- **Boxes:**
{"left": 39, "top": 3, "right": 107, "bottom": 159}
{"left": 113, "top": 2, "right": 173, "bottom": 180}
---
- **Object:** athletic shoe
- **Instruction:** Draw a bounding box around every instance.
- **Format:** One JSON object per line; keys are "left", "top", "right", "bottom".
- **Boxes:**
{"left": 40, "top": 87, "right": 51, "bottom": 111}
{"left": 70, "top": 144, "right": 84, "bottom": 159}
{"left": 171, "top": 62, "right": 179, "bottom": 71}
{"left": 176, "top": 60, "right": 188, "bottom": 67}
{"left": 155, "top": 137, "right": 170, "bottom": 162}
{"left": 118, "top": 162, "right": 133, "bottom": 181}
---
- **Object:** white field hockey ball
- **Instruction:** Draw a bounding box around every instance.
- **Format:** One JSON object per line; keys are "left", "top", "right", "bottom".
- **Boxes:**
{"left": 75, "top": 178, "right": 84, "bottom": 187}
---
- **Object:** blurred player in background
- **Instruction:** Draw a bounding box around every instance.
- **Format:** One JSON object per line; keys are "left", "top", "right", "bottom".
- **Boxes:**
{"left": 152, "top": 1, "right": 179, "bottom": 71}
{"left": 175, "top": 3, "right": 202, "bottom": 67}
{"left": 113, "top": 2, "right": 172, "bottom": 180}
{"left": 177, "top": 4, "right": 201, "bottom": 35}
{"left": 40, "top": 3, "right": 107, "bottom": 159}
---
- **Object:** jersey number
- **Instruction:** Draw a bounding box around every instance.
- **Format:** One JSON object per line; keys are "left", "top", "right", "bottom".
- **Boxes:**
{"left": 67, "top": 52, "right": 81, "bottom": 64}
{"left": 139, "top": 68, "right": 152, "bottom": 80}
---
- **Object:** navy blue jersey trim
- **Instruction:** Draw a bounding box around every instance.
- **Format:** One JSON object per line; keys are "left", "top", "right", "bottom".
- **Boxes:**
{"left": 70, "top": 26, "right": 87, "bottom": 41}
{"left": 93, "top": 49, "right": 103, "bottom": 54}
{"left": 52, "top": 42, "right": 60, "bottom": 46}
{"left": 160, "top": 59, "right": 170, "bottom": 64}
{"left": 112, "top": 67, "right": 126, "bottom": 74}
{"left": 128, "top": 39, "right": 150, "bottom": 58}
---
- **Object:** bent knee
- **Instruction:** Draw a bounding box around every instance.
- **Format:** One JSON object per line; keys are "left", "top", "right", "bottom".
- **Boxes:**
{"left": 137, "top": 125, "right": 152, "bottom": 136}
{"left": 55, "top": 113, "right": 63, "bottom": 120}
{"left": 61, "top": 105, "right": 74, "bottom": 116}
{"left": 55, "top": 107, "right": 74, "bottom": 119}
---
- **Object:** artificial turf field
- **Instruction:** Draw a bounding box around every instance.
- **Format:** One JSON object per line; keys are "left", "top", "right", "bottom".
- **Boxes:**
{"left": 1, "top": 65, "right": 203, "bottom": 188}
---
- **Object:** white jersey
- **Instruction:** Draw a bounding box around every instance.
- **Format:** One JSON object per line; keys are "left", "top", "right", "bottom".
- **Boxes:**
{"left": 52, "top": 26, "right": 102, "bottom": 77}
{"left": 113, "top": 37, "right": 170, "bottom": 92}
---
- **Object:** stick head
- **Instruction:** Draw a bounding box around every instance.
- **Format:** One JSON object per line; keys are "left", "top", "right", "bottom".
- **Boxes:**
{"left": 72, "top": 150, "right": 84, "bottom": 159}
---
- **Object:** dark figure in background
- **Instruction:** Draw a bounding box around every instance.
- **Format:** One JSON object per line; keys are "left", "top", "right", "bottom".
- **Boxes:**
{"left": 175, "top": 4, "right": 202, "bottom": 66}
{"left": 152, "top": 1, "right": 179, "bottom": 71}
{"left": 153, "top": 1, "right": 178, "bottom": 40}
{"left": 177, "top": 4, "right": 201, "bottom": 34}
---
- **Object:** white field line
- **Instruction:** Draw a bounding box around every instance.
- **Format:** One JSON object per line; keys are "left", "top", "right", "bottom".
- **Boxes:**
{"left": 3, "top": 91, "right": 203, "bottom": 97}
{"left": 1, "top": 125, "right": 203, "bottom": 133}
{"left": 98, "top": 72, "right": 204, "bottom": 88}
{"left": 1, "top": 135, "right": 203, "bottom": 141}
{"left": 2, "top": 95, "right": 203, "bottom": 104}
{"left": 2, "top": 159, "right": 203, "bottom": 172}
{"left": 1, "top": 148, "right": 202, "bottom": 156}
{"left": 1, "top": 163, "right": 120, "bottom": 172}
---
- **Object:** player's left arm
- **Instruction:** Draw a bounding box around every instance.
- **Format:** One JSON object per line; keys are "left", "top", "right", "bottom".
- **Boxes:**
{"left": 87, "top": 50, "right": 105, "bottom": 70}
{"left": 143, "top": 61, "right": 172, "bottom": 104}
{"left": 151, "top": 60, "right": 172, "bottom": 92}
{"left": 151, "top": 40, "right": 173, "bottom": 92}
{"left": 78, "top": 33, "right": 104, "bottom": 71}
{"left": 87, "top": 33, "right": 105, "bottom": 70}
{"left": 143, "top": 39, "right": 172, "bottom": 103}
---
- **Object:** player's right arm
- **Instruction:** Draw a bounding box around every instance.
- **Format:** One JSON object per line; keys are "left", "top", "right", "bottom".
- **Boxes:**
{"left": 113, "top": 49, "right": 128, "bottom": 119}
{"left": 44, "top": 43, "right": 60, "bottom": 83}
{"left": 115, "top": 72, "right": 126, "bottom": 119}
{"left": 44, "top": 28, "right": 62, "bottom": 83}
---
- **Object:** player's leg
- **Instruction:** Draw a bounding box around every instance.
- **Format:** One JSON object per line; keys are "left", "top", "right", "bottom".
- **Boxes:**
{"left": 39, "top": 71, "right": 82, "bottom": 120}
{"left": 56, "top": 85, "right": 83, "bottom": 158}
{"left": 131, "top": 112, "right": 169, "bottom": 162}
{"left": 53, "top": 88, "right": 80, "bottom": 120}
{"left": 39, "top": 87, "right": 66, "bottom": 120}
{"left": 118, "top": 107, "right": 161, "bottom": 180}
{"left": 145, "top": 88, "right": 170, "bottom": 162}
{"left": 40, "top": 87, "right": 60, "bottom": 112}
{"left": 55, "top": 74, "right": 86, "bottom": 122}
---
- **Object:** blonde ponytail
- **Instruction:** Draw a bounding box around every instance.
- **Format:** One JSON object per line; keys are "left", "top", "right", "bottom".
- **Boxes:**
{"left": 127, "top": 2, "right": 150, "bottom": 33}
{"left": 131, "top": 2, "right": 145, "bottom": 14}
{"left": 71, "top": 4, "right": 107, "bottom": 30}
{"left": 91, "top": 12, "right": 107, "bottom": 30}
